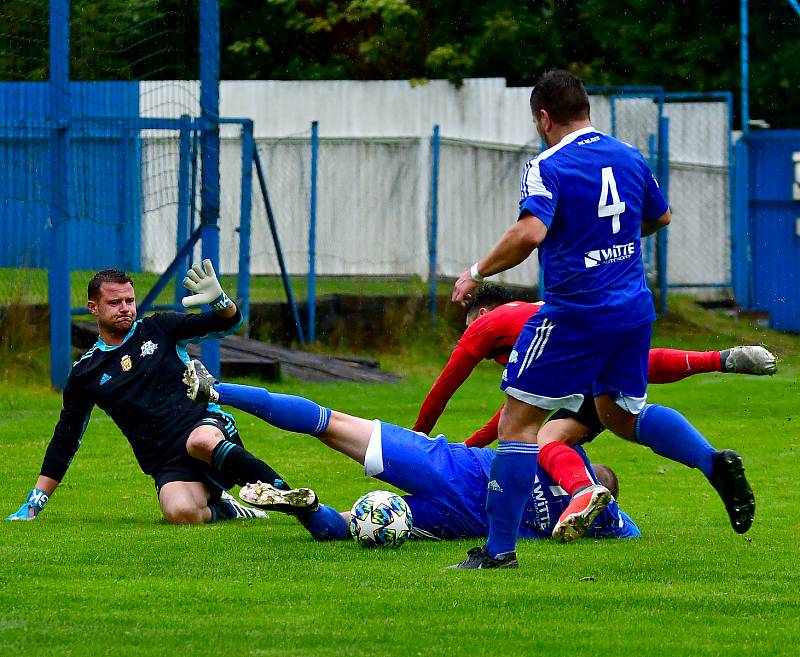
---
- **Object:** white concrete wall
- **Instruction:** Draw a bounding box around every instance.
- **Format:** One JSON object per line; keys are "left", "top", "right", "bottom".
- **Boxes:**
{"left": 138, "top": 80, "right": 730, "bottom": 291}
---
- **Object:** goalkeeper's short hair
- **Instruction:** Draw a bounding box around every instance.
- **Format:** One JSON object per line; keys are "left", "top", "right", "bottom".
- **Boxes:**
{"left": 88, "top": 269, "right": 134, "bottom": 301}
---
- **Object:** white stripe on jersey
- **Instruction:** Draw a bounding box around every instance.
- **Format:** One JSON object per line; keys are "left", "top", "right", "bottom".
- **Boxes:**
{"left": 520, "top": 126, "right": 602, "bottom": 201}
{"left": 520, "top": 159, "right": 553, "bottom": 200}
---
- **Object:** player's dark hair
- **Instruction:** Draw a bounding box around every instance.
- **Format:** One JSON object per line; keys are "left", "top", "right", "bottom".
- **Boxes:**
{"left": 465, "top": 283, "right": 514, "bottom": 317}
{"left": 88, "top": 269, "right": 134, "bottom": 301}
{"left": 591, "top": 464, "right": 619, "bottom": 499}
{"left": 530, "top": 69, "right": 590, "bottom": 125}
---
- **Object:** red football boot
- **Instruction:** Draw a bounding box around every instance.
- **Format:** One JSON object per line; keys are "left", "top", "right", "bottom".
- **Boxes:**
{"left": 552, "top": 485, "right": 613, "bottom": 543}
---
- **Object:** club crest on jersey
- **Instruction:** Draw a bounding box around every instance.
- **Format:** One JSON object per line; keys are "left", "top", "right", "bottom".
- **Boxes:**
{"left": 140, "top": 341, "right": 158, "bottom": 357}
{"left": 120, "top": 355, "right": 133, "bottom": 372}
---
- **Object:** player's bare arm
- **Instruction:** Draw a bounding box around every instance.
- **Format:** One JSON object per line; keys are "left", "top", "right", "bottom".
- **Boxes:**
{"left": 641, "top": 209, "right": 671, "bottom": 237}
{"left": 452, "top": 214, "right": 548, "bottom": 305}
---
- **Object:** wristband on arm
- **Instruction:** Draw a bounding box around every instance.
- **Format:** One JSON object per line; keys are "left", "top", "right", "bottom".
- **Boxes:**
{"left": 470, "top": 263, "right": 484, "bottom": 282}
{"left": 210, "top": 291, "right": 233, "bottom": 312}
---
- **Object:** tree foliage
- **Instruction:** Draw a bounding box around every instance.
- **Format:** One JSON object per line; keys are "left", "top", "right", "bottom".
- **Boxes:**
{"left": 0, "top": 0, "right": 796, "bottom": 127}
{"left": 221, "top": 0, "right": 798, "bottom": 127}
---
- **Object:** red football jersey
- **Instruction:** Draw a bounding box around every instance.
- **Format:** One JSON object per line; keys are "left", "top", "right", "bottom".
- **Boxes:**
{"left": 457, "top": 301, "right": 543, "bottom": 364}
{"left": 413, "top": 302, "right": 542, "bottom": 436}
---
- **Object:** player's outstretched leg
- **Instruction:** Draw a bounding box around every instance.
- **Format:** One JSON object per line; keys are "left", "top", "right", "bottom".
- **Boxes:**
{"left": 184, "top": 360, "right": 332, "bottom": 437}
{"left": 551, "top": 484, "right": 613, "bottom": 543}
{"left": 635, "top": 404, "right": 755, "bottom": 533}
{"left": 720, "top": 346, "right": 777, "bottom": 376}
{"left": 647, "top": 346, "right": 777, "bottom": 384}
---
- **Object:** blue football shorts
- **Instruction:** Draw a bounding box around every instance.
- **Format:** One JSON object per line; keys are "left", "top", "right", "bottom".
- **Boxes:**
{"left": 361, "top": 422, "right": 641, "bottom": 541}
{"left": 501, "top": 307, "right": 652, "bottom": 414}
{"left": 362, "top": 421, "right": 493, "bottom": 540}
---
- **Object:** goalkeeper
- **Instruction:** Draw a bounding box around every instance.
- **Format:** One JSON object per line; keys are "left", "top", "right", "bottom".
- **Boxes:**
{"left": 7, "top": 261, "right": 301, "bottom": 525}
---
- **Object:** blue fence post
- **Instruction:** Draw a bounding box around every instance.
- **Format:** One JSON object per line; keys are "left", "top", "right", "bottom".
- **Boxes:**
{"left": 428, "top": 125, "right": 440, "bottom": 321}
{"left": 308, "top": 121, "right": 319, "bottom": 343}
{"left": 199, "top": 0, "right": 221, "bottom": 377}
{"left": 656, "top": 116, "right": 670, "bottom": 315}
{"left": 740, "top": 0, "right": 749, "bottom": 135}
{"left": 48, "top": 0, "right": 72, "bottom": 390}
{"left": 610, "top": 95, "right": 617, "bottom": 137}
{"left": 237, "top": 120, "right": 254, "bottom": 333}
{"left": 646, "top": 133, "right": 657, "bottom": 274}
{"left": 175, "top": 115, "right": 192, "bottom": 306}
{"left": 732, "top": 138, "right": 752, "bottom": 306}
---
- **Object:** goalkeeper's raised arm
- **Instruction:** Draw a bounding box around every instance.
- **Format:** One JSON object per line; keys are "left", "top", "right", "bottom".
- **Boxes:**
{"left": 7, "top": 264, "right": 290, "bottom": 526}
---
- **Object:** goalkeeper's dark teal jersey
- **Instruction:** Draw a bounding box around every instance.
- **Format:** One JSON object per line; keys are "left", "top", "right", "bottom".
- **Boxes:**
{"left": 40, "top": 310, "right": 242, "bottom": 481}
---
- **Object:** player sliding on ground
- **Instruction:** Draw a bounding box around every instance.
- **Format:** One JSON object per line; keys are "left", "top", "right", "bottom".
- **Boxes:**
{"left": 7, "top": 262, "right": 307, "bottom": 526}
{"left": 415, "top": 283, "right": 777, "bottom": 448}
{"left": 182, "top": 361, "right": 640, "bottom": 556}
{"left": 448, "top": 70, "right": 755, "bottom": 568}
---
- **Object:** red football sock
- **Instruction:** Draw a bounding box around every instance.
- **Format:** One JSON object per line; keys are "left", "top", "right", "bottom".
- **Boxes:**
{"left": 538, "top": 442, "right": 593, "bottom": 497}
{"left": 647, "top": 348, "right": 722, "bottom": 384}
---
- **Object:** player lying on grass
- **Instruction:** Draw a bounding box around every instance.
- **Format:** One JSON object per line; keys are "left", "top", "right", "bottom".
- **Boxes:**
{"left": 7, "top": 262, "right": 309, "bottom": 526}
{"left": 182, "top": 361, "right": 640, "bottom": 554}
{"left": 416, "top": 283, "right": 777, "bottom": 448}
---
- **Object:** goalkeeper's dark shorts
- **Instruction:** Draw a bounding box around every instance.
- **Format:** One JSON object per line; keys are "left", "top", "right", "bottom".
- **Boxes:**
{"left": 153, "top": 412, "right": 242, "bottom": 502}
{"left": 547, "top": 394, "right": 606, "bottom": 445}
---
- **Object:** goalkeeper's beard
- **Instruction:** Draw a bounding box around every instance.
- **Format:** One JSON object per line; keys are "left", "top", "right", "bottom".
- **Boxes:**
{"left": 99, "top": 313, "right": 135, "bottom": 339}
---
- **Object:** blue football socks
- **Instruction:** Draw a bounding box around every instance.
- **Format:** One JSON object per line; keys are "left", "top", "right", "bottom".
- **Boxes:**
{"left": 635, "top": 404, "right": 715, "bottom": 479}
{"left": 216, "top": 382, "right": 332, "bottom": 436}
{"left": 485, "top": 442, "right": 539, "bottom": 558}
{"left": 297, "top": 504, "right": 350, "bottom": 541}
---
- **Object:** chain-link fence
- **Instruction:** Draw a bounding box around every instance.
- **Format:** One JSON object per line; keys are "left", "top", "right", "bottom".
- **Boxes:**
{"left": 664, "top": 96, "right": 732, "bottom": 294}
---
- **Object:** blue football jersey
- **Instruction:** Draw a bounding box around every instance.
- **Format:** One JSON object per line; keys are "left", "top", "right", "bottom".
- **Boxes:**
{"left": 519, "top": 127, "right": 668, "bottom": 329}
{"left": 517, "top": 444, "right": 640, "bottom": 539}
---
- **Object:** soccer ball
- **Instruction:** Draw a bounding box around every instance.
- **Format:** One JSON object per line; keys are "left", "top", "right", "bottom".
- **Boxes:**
{"left": 349, "top": 490, "right": 413, "bottom": 548}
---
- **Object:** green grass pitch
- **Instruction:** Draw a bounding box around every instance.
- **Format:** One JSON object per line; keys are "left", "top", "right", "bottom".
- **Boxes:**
{"left": 1, "top": 303, "right": 799, "bottom": 656}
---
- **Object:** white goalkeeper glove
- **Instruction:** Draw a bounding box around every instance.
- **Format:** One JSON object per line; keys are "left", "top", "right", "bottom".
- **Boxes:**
{"left": 181, "top": 259, "right": 233, "bottom": 311}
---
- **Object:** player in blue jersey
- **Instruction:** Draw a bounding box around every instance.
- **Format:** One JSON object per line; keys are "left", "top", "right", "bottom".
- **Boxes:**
{"left": 7, "top": 262, "right": 311, "bottom": 525}
{"left": 450, "top": 70, "right": 753, "bottom": 568}
{"left": 182, "top": 361, "right": 640, "bottom": 551}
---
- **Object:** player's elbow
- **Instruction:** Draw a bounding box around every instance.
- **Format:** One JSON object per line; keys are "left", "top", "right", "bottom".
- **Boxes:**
{"left": 657, "top": 209, "right": 671, "bottom": 227}
{"left": 516, "top": 214, "right": 548, "bottom": 249}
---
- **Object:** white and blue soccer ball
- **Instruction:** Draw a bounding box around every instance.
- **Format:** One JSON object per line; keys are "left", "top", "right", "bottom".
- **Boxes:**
{"left": 349, "top": 490, "right": 412, "bottom": 548}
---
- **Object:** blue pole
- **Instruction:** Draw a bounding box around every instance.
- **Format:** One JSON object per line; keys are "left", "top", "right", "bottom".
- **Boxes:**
{"left": 646, "top": 133, "right": 656, "bottom": 274}
{"left": 724, "top": 92, "right": 735, "bottom": 291}
{"left": 787, "top": 0, "right": 800, "bottom": 17}
{"left": 189, "top": 126, "right": 200, "bottom": 238}
{"left": 740, "top": 0, "right": 749, "bottom": 134}
{"left": 308, "top": 121, "right": 319, "bottom": 343}
{"left": 48, "top": 0, "right": 72, "bottom": 390}
{"left": 656, "top": 116, "right": 670, "bottom": 315}
{"left": 610, "top": 95, "right": 617, "bottom": 137}
{"left": 428, "top": 125, "right": 440, "bottom": 321}
{"left": 175, "top": 115, "right": 192, "bottom": 306}
{"left": 237, "top": 120, "right": 254, "bottom": 333}
{"left": 199, "top": 0, "right": 221, "bottom": 377}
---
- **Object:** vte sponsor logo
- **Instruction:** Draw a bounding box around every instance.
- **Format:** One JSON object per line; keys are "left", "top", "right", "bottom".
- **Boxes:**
{"left": 584, "top": 241, "right": 635, "bottom": 268}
